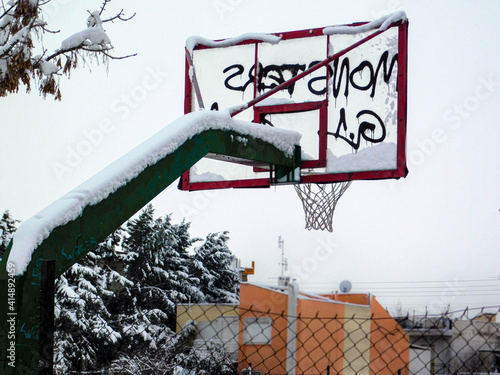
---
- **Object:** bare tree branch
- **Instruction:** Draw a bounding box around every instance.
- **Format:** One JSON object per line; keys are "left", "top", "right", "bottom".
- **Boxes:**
{"left": 103, "top": 9, "right": 136, "bottom": 23}
{"left": 98, "top": 50, "right": 137, "bottom": 60}
{"left": 99, "top": 0, "right": 111, "bottom": 16}
{"left": 0, "top": 2, "right": 16, "bottom": 23}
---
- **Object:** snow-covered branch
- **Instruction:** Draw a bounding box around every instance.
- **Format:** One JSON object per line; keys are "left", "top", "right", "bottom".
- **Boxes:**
{"left": 0, "top": 0, "right": 134, "bottom": 99}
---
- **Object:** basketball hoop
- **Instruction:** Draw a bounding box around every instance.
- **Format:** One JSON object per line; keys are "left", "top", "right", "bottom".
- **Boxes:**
{"left": 182, "top": 21, "right": 408, "bottom": 192}
{"left": 294, "top": 181, "right": 352, "bottom": 232}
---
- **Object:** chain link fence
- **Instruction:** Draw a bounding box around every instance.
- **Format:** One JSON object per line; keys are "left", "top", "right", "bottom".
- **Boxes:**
{"left": 51, "top": 300, "right": 500, "bottom": 375}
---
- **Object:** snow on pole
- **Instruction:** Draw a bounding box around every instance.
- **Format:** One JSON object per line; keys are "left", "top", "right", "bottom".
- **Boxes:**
{"left": 5, "top": 110, "right": 301, "bottom": 276}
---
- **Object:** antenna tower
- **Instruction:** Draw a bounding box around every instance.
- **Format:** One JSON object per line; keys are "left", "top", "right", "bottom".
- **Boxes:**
{"left": 278, "top": 236, "right": 288, "bottom": 277}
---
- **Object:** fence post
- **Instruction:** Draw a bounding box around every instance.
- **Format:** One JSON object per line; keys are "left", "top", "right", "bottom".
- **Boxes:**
{"left": 287, "top": 281, "right": 298, "bottom": 375}
{"left": 39, "top": 260, "right": 55, "bottom": 375}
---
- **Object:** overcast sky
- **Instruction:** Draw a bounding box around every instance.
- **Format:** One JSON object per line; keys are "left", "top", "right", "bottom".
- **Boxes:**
{"left": 2, "top": 0, "right": 500, "bottom": 315}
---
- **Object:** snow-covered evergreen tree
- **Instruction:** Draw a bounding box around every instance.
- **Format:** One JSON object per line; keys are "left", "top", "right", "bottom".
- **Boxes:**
{"left": 48, "top": 203, "right": 241, "bottom": 372}
{"left": 116, "top": 204, "right": 202, "bottom": 354}
{"left": 114, "top": 204, "right": 172, "bottom": 352}
{"left": 0, "top": 210, "right": 18, "bottom": 259}
{"left": 190, "top": 231, "right": 240, "bottom": 303}
{"left": 54, "top": 228, "right": 131, "bottom": 373}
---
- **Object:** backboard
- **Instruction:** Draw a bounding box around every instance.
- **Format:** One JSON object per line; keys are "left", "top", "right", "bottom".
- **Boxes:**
{"left": 180, "top": 15, "right": 408, "bottom": 191}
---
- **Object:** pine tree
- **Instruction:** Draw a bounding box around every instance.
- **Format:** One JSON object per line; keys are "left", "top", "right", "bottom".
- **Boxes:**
{"left": 49, "top": 203, "right": 242, "bottom": 372}
{"left": 153, "top": 216, "right": 205, "bottom": 311}
{"left": 115, "top": 204, "right": 169, "bottom": 350}
{"left": 190, "top": 231, "right": 240, "bottom": 303}
{"left": 54, "top": 228, "right": 130, "bottom": 373}
{"left": 0, "top": 210, "right": 19, "bottom": 259}
{"left": 116, "top": 205, "right": 202, "bottom": 353}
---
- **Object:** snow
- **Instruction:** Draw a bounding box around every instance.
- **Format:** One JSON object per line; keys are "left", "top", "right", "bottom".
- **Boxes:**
{"left": 186, "top": 33, "right": 282, "bottom": 55}
{"left": 60, "top": 25, "right": 112, "bottom": 51}
{"left": 58, "top": 9, "right": 112, "bottom": 51}
{"left": 39, "top": 60, "right": 59, "bottom": 76}
{"left": 255, "top": 97, "right": 296, "bottom": 107}
{"left": 86, "top": 11, "right": 102, "bottom": 28}
{"left": 0, "top": 59, "right": 6, "bottom": 77}
{"left": 58, "top": 281, "right": 80, "bottom": 300}
{"left": 190, "top": 169, "right": 227, "bottom": 183}
{"left": 325, "top": 142, "right": 397, "bottom": 173}
{"left": 0, "top": 26, "right": 30, "bottom": 55}
{"left": 7, "top": 110, "right": 301, "bottom": 275}
{"left": 323, "top": 11, "right": 407, "bottom": 35}
{"left": 0, "top": 12, "right": 13, "bottom": 29}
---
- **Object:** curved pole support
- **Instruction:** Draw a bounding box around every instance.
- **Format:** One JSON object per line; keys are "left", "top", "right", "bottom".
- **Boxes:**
{"left": 0, "top": 118, "right": 300, "bottom": 374}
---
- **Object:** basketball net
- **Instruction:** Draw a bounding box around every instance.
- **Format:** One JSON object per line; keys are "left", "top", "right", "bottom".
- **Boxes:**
{"left": 294, "top": 181, "right": 352, "bottom": 232}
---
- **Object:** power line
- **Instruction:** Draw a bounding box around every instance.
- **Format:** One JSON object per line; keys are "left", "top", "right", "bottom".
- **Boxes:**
{"left": 331, "top": 285, "right": 500, "bottom": 291}
{"left": 302, "top": 278, "right": 500, "bottom": 285}
{"left": 294, "top": 278, "right": 500, "bottom": 311}
{"left": 372, "top": 293, "right": 500, "bottom": 297}
{"left": 366, "top": 287, "right": 500, "bottom": 293}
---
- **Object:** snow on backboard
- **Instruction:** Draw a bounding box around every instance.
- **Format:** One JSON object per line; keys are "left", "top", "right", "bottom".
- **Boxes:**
{"left": 181, "top": 13, "right": 408, "bottom": 190}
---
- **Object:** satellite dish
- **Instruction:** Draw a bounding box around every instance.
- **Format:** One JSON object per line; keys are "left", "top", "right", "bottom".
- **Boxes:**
{"left": 339, "top": 280, "right": 352, "bottom": 293}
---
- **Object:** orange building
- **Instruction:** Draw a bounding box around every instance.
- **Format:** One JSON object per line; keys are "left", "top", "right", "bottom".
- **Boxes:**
{"left": 238, "top": 283, "right": 410, "bottom": 375}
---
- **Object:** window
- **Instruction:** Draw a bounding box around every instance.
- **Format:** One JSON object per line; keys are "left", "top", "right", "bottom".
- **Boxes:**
{"left": 243, "top": 317, "right": 272, "bottom": 345}
{"left": 196, "top": 320, "right": 218, "bottom": 341}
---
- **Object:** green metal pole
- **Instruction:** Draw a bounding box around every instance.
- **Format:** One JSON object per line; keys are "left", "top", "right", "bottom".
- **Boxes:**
{"left": 0, "top": 128, "right": 298, "bottom": 374}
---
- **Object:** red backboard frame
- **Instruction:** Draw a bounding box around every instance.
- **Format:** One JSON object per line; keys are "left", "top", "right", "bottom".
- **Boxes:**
{"left": 181, "top": 19, "right": 408, "bottom": 191}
